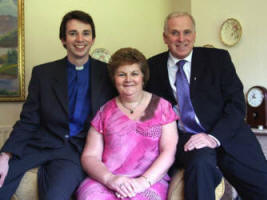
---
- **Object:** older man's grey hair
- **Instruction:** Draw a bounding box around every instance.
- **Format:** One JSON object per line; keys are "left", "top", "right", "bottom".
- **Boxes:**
{"left": 163, "top": 11, "right": 196, "bottom": 33}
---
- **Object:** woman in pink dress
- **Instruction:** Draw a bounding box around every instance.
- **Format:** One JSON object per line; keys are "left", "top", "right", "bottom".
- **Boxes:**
{"left": 76, "top": 48, "right": 178, "bottom": 200}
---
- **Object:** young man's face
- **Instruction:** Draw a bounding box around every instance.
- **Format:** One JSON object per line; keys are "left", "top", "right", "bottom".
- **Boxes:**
{"left": 163, "top": 15, "right": 196, "bottom": 59}
{"left": 61, "top": 19, "right": 95, "bottom": 65}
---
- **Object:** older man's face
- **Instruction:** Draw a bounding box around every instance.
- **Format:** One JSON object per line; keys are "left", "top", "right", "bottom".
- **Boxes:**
{"left": 163, "top": 15, "right": 196, "bottom": 59}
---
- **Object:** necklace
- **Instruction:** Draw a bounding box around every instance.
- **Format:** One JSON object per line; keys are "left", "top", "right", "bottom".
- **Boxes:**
{"left": 119, "top": 92, "right": 144, "bottom": 114}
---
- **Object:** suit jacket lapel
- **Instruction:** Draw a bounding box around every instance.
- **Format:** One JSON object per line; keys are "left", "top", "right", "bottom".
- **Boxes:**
{"left": 90, "top": 57, "right": 105, "bottom": 114}
{"left": 52, "top": 58, "right": 69, "bottom": 115}
{"left": 160, "top": 52, "right": 177, "bottom": 104}
{"left": 190, "top": 48, "right": 206, "bottom": 95}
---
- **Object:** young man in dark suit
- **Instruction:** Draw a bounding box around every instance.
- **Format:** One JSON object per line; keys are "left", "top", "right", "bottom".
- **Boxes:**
{"left": 146, "top": 11, "right": 267, "bottom": 200}
{"left": 0, "top": 10, "right": 115, "bottom": 200}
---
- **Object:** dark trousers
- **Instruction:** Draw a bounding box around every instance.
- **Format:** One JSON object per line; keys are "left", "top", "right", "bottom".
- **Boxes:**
{"left": 173, "top": 131, "right": 267, "bottom": 200}
{"left": 0, "top": 143, "right": 85, "bottom": 200}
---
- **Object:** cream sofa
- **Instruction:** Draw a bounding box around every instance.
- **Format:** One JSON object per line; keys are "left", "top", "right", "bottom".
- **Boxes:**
{"left": 0, "top": 130, "right": 225, "bottom": 200}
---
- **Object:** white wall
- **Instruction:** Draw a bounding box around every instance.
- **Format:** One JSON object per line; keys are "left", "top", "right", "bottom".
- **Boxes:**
{"left": 191, "top": 0, "right": 267, "bottom": 93}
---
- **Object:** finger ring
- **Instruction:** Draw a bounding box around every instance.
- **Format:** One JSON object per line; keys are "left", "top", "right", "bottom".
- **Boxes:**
{"left": 116, "top": 193, "right": 121, "bottom": 197}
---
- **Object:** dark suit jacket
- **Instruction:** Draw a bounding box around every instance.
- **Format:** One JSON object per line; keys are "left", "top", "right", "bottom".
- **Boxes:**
{"left": 146, "top": 47, "right": 267, "bottom": 172}
{"left": 2, "top": 57, "right": 115, "bottom": 162}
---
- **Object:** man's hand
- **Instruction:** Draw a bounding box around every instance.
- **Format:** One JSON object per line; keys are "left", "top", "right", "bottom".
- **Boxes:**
{"left": 0, "top": 152, "right": 11, "bottom": 187}
{"left": 184, "top": 133, "right": 217, "bottom": 151}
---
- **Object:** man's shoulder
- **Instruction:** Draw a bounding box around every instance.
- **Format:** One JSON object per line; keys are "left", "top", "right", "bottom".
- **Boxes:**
{"left": 147, "top": 52, "right": 169, "bottom": 70}
{"left": 33, "top": 57, "right": 108, "bottom": 72}
{"left": 90, "top": 57, "right": 108, "bottom": 69}
{"left": 148, "top": 51, "right": 168, "bottom": 62}
{"left": 193, "top": 47, "right": 229, "bottom": 56}
{"left": 33, "top": 57, "right": 66, "bottom": 72}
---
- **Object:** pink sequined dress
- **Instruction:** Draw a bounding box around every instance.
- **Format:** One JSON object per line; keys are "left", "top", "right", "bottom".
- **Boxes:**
{"left": 76, "top": 95, "right": 178, "bottom": 200}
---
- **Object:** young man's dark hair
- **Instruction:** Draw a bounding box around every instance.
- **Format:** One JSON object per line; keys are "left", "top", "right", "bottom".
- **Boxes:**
{"left": 59, "top": 10, "right": 96, "bottom": 41}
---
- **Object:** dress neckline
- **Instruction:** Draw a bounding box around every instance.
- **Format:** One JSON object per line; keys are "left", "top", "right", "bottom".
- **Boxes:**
{"left": 115, "top": 93, "right": 156, "bottom": 122}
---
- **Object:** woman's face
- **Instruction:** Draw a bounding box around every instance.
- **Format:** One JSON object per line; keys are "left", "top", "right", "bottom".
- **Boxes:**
{"left": 114, "top": 63, "right": 144, "bottom": 98}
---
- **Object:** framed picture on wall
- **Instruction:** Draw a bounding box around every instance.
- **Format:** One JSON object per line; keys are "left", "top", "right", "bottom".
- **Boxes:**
{"left": 0, "top": 0, "right": 25, "bottom": 102}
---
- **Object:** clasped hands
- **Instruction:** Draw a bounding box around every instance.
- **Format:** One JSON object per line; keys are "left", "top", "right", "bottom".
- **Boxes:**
{"left": 106, "top": 174, "right": 150, "bottom": 199}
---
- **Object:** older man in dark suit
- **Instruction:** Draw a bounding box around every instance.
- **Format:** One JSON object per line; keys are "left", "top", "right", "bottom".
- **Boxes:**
{"left": 0, "top": 10, "right": 115, "bottom": 200}
{"left": 146, "top": 11, "right": 267, "bottom": 200}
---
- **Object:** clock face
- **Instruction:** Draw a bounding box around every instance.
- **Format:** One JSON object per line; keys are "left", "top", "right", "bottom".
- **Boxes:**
{"left": 247, "top": 88, "right": 264, "bottom": 107}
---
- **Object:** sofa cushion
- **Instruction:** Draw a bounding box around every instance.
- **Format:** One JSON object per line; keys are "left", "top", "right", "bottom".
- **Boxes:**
{"left": 11, "top": 168, "right": 38, "bottom": 200}
{"left": 168, "top": 169, "right": 225, "bottom": 200}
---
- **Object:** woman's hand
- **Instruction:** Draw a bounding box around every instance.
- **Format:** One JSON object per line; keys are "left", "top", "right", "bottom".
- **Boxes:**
{"left": 108, "top": 175, "right": 151, "bottom": 199}
{"left": 106, "top": 174, "right": 137, "bottom": 198}
{"left": 130, "top": 176, "right": 151, "bottom": 194}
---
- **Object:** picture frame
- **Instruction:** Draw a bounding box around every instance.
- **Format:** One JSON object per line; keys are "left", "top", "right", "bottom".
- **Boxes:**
{"left": 0, "top": 0, "right": 25, "bottom": 102}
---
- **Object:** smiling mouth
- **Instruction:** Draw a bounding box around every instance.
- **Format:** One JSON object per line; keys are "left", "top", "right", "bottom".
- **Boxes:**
{"left": 74, "top": 43, "right": 87, "bottom": 49}
{"left": 123, "top": 84, "right": 135, "bottom": 87}
{"left": 175, "top": 43, "right": 188, "bottom": 48}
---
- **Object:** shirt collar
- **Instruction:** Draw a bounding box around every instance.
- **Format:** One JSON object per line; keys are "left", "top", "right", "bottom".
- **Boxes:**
{"left": 67, "top": 59, "right": 90, "bottom": 71}
{"left": 168, "top": 50, "right": 193, "bottom": 67}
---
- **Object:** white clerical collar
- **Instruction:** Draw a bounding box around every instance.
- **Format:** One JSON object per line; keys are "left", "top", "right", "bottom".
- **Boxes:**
{"left": 75, "top": 66, "right": 84, "bottom": 71}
